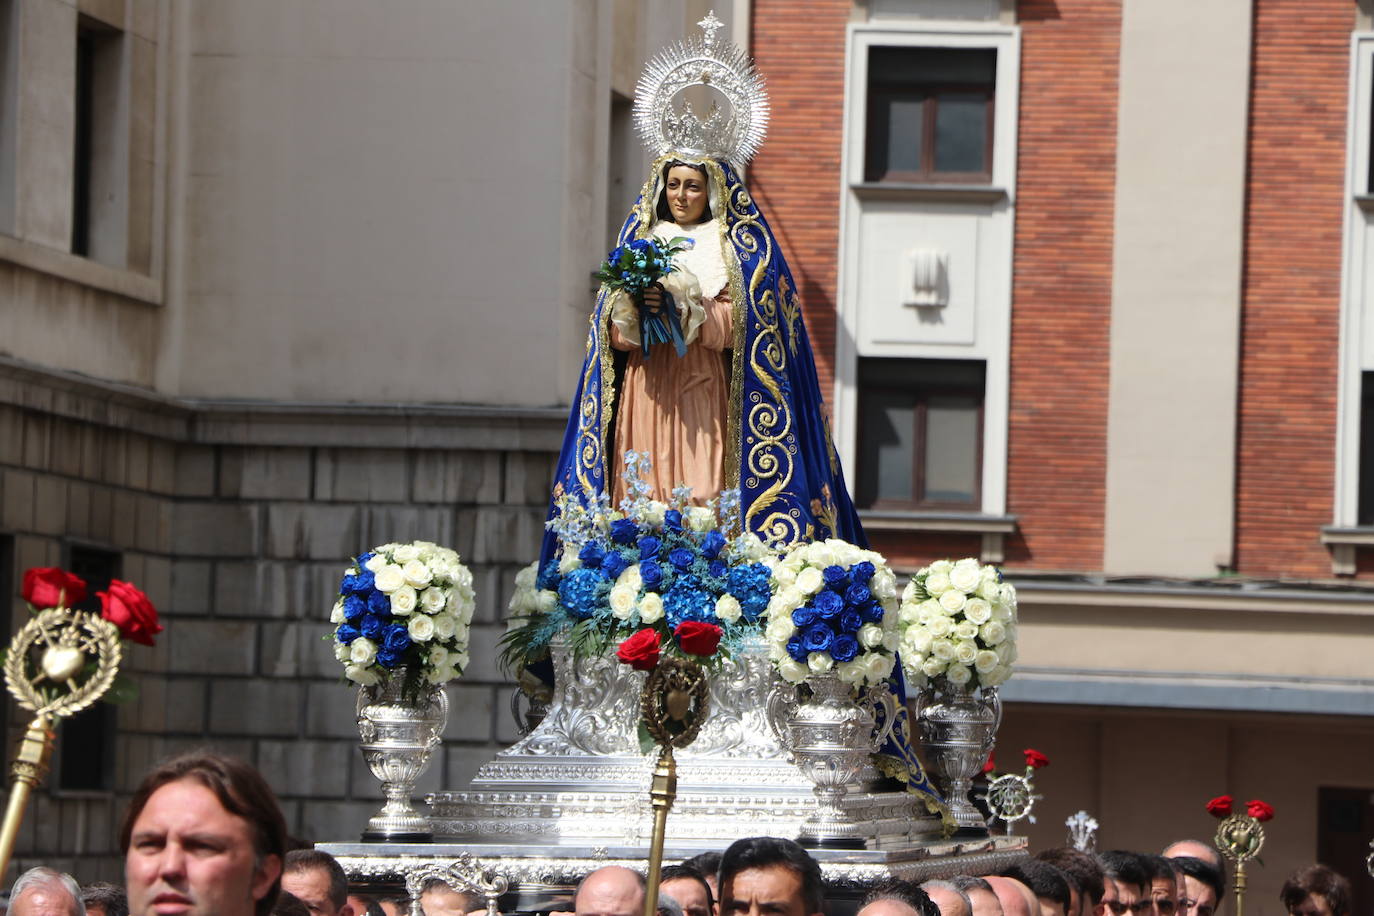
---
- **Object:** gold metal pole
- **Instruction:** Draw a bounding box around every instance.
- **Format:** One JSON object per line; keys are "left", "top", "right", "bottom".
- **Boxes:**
{"left": 0, "top": 715, "right": 55, "bottom": 875}
{"left": 642, "top": 746, "right": 678, "bottom": 916}
{"left": 1232, "top": 861, "right": 1247, "bottom": 916}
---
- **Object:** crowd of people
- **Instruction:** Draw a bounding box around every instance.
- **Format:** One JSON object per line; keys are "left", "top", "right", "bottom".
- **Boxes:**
{"left": 2, "top": 752, "right": 1360, "bottom": 916}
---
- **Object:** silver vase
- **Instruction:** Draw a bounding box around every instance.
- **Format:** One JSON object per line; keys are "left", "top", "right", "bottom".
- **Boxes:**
{"left": 777, "top": 673, "right": 896, "bottom": 849}
{"left": 913, "top": 683, "right": 1001, "bottom": 834}
{"left": 356, "top": 669, "right": 449, "bottom": 841}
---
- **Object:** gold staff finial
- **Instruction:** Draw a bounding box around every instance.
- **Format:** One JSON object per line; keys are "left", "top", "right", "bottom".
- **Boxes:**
{"left": 1214, "top": 810, "right": 1268, "bottom": 916}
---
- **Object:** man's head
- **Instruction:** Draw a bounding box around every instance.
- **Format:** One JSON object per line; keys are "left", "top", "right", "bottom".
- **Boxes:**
{"left": 1036, "top": 848, "right": 1104, "bottom": 916}
{"left": 418, "top": 880, "right": 475, "bottom": 916}
{"left": 947, "top": 877, "right": 1003, "bottom": 916}
{"left": 82, "top": 884, "right": 128, "bottom": 916}
{"left": 1138, "top": 857, "right": 1179, "bottom": 916}
{"left": 574, "top": 868, "right": 647, "bottom": 916}
{"left": 858, "top": 881, "right": 941, "bottom": 916}
{"left": 282, "top": 851, "right": 352, "bottom": 916}
{"left": 1096, "top": 854, "right": 1148, "bottom": 916}
{"left": 984, "top": 879, "right": 1033, "bottom": 916}
{"left": 682, "top": 855, "right": 721, "bottom": 904}
{"left": 1001, "top": 863, "right": 1070, "bottom": 916}
{"left": 919, "top": 882, "right": 971, "bottom": 916}
{"left": 718, "top": 837, "right": 824, "bottom": 916}
{"left": 122, "top": 751, "right": 288, "bottom": 916}
{"left": 10, "top": 869, "right": 86, "bottom": 916}
{"left": 1279, "top": 865, "right": 1352, "bottom": 916}
{"left": 1161, "top": 844, "right": 1225, "bottom": 902}
{"left": 1170, "top": 859, "right": 1221, "bottom": 916}
{"left": 661, "top": 866, "right": 713, "bottom": 916}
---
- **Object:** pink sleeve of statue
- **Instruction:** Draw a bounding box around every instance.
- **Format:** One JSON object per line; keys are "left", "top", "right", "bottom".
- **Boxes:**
{"left": 697, "top": 296, "right": 733, "bottom": 350}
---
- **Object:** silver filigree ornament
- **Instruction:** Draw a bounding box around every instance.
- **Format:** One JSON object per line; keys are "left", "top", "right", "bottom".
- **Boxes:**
{"left": 633, "top": 10, "right": 769, "bottom": 168}
{"left": 1065, "top": 810, "right": 1099, "bottom": 851}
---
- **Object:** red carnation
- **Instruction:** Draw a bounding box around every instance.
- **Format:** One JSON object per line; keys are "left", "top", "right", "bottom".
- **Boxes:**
{"left": 98, "top": 580, "right": 162, "bottom": 646}
{"left": 1245, "top": 799, "right": 1274, "bottom": 822}
{"left": 1206, "top": 795, "right": 1233, "bottom": 818}
{"left": 1024, "top": 748, "right": 1050, "bottom": 770}
{"left": 616, "top": 628, "right": 661, "bottom": 671}
{"left": 982, "top": 752, "right": 996, "bottom": 774}
{"left": 21, "top": 567, "right": 88, "bottom": 610}
{"left": 674, "top": 621, "right": 723, "bottom": 657}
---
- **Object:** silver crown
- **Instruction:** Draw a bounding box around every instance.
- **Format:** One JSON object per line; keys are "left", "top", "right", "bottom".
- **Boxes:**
{"left": 633, "top": 11, "right": 769, "bottom": 168}
{"left": 1066, "top": 810, "right": 1100, "bottom": 851}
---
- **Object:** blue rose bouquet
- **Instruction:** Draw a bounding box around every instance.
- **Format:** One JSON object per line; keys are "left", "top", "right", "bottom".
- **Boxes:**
{"left": 762, "top": 540, "right": 901, "bottom": 687}
{"left": 331, "top": 540, "right": 475, "bottom": 698}
{"left": 595, "top": 236, "right": 694, "bottom": 358}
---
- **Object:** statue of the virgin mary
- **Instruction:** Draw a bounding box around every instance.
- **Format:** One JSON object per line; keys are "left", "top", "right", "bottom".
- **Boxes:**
{"left": 541, "top": 13, "right": 862, "bottom": 563}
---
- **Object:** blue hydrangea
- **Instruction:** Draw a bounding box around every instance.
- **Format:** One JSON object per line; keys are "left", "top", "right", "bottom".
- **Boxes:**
{"left": 663, "top": 585, "right": 714, "bottom": 628}
{"left": 536, "top": 561, "right": 561, "bottom": 591}
{"left": 558, "top": 567, "right": 608, "bottom": 620}
{"left": 726, "top": 563, "right": 772, "bottom": 620}
{"left": 831, "top": 634, "right": 860, "bottom": 663}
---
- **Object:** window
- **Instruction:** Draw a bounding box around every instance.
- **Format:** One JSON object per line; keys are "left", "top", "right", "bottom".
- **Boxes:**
{"left": 855, "top": 358, "right": 984, "bottom": 510}
{"left": 864, "top": 46, "right": 996, "bottom": 183}
{"left": 71, "top": 16, "right": 125, "bottom": 263}
{"left": 1316, "top": 787, "right": 1373, "bottom": 916}
{"left": 1359, "top": 373, "right": 1374, "bottom": 524}
{"left": 56, "top": 544, "right": 120, "bottom": 792}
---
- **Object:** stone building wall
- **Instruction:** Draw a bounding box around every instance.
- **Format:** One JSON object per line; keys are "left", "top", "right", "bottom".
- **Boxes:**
{"left": 0, "top": 357, "right": 563, "bottom": 881}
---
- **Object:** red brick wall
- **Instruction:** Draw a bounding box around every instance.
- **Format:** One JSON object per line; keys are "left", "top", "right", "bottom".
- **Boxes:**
{"left": 1233, "top": 0, "right": 1350, "bottom": 577}
{"left": 1003, "top": 0, "right": 1121, "bottom": 571}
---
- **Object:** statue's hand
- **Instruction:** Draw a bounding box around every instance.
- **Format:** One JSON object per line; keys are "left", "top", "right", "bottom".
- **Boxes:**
{"left": 641, "top": 285, "right": 665, "bottom": 315}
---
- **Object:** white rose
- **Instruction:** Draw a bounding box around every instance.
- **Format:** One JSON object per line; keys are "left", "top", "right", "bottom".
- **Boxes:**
{"left": 558, "top": 551, "right": 582, "bottom": 575}
{"left": 642, "top": 502, "right": 666, "bottom": 526}
{"left": 949, "top": 559, "right": 982, "bottom": 593}
{"left": 536, "top": 589, "right": 560, "bottom": 614}
{"left": 742, "top": 533, "right": 773, "bottom": 561}
{"left": 954, "top": 621, "right": 979, "bottom": 641}
{"left": 333, "top": 642, "right": 351, "bottom": 662}
{"left": 772, "top": 565, "right": 797, "bottom": 589}
{"left": 364, "top": 553, "right": 387, "bottom": 573}
{"left": 863, "top": 651, "right": 893, "bottom": 684}
{"left": 373, "top": 564, "right": 405, "bottom": 593}
{"left": 609, "top": 586, "right": 638, "bottom": 620}
{"left": 945, "top": 662, "right": 973, "bottom": 687}
{"left": 991, "top": 599, "right": 1014, "bottom": 622}
{"left": 448, "top": 587, "right": 475, "bottom": 620}
{"left": 902, "top": 628, "right": 934, "bottom": 656}
{"left": 938, "top": 588, "right": 967, "bottom": 614}
{"left": 871, "top": 568, "right": 898, "bottom": 599}
{"left": 918, "top": 598, "right": 947, "bottom": 622}
{"left": 638, "top": 592, "right": 665, "bottom": 624}
{"left": 921, "top": 656, "right": 947, "bottom": 678}
{"left": 807, "top": 652, "right": 834, "bottom": 674}
{"left": 999, "top": 640, "right": 1019, "bottom": 664}
{"left": 955, "top": 639, "right": 979, "bottom": 665}
{"left": 929, "top": 559, "right": 953, "bottom": 573}
{"left": 451, "top": 622, "right": 470, "bottom": 646}
{"left": 963, "top": 597, "right": 992, "bottom": 625}
{"left": 407, "top": 614, "right": 436, "bottom": 643}
{"left": 977, "top": 575, "right": 1001, "bottom": 601}
{"left": 330, "top": 600, "right": 345, "bottom": 624}
{"left": 766, "top": 615, "right": 795, "bottom": 643}
{"left": 687, "top": 506, "right": 716, "bottom": 532}
{"left": 925, "top": 570, "right": 952, "bottom": 595}
{"left": 926, "top": 616, "right": 953, "bottom": 639}
{"left": 858, "top": 623, "right": 885, "bottom": 649}
{"left": 345, "top": 664, "right": 379, "bottom": 686}
{"left": 883, "top": 630, "right": 900, "bottom": 652}
{"left": 515, "top": 562, "right": 537, "bottom": 589}
{"left": 418, "top": 586, "right": 447, "bottom": 614}
{"left": 781, "top": 550, "right": 806, "bottom": 574}
{"left": 832, "top": 541, "right": 863, "bottom": 567}
{"left": 898, "top": 602, "right": 923, "bottom": 624}
{"left": 931, "top": 638, "right": 956, "bottom": 661}
{"left": 715, "top": 594, "right": 743, "bottom": 623}
{"left": 428, "top": 645, "right": 449, "bottom": 667}
{"left": 349, "top": 638, "right": 377, "bottom": 666}
{"left": 390, "top": 585, "right": 417, "bottom": 616}
{"left": 805, "top": 542, "right": 836, "bottom": 568}
{"left": 616, "top": 564, "right": 643, "bottom": 592}
{"left": 982, "top": 664, "right": 1011, "bottom": 687}
{"left": 837, "top": 660, "right": 866, "bottom": 684}
{"left": 778, "top": 658, "right": 808, "bottom": 684}
{"left": 980, "top": 620, "right": 1007, "bottom": 646}
{"left": 393, "top": 544, "right": 420, "bottom": 564}
{"left": 1000, "top": 582, "right": 1018, "bottom": 610}
{"left": 974, "top": 649, "right": 1000, "bottom": 673}
{"left": 796, "top": 566, "right": 825, "bottom": 595}
{"left": 426, "top": 665, "right": 456, "bottom": 685}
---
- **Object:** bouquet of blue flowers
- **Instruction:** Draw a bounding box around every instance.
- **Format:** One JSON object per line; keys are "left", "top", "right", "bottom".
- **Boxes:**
{"left": 595, "top": 236, "right": 694, "bottom": 358}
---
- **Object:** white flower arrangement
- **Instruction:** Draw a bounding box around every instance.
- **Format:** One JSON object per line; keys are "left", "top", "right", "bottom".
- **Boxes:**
{"left": 762, "top": 539, "right": 901, "bottom": 688}
{"left": 331, "top": 540, "right": 475, "bottom": 693}
{"left": 896, "top": 557, "right": 1017, "bottom": 692}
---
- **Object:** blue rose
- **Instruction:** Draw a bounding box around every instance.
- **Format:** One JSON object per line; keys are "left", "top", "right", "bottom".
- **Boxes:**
{"left": 859, "top": 601, "right": 883, "bottom": 624}
{"left": 382, "top": 624, "right": 411, "bottom": 653}
{"left": 701, "top": 529, "right": 727, "bottom": 559}
{"left": 640, "top": 561, "right": 664, "bottom": 590}
{"left": 792, "top": 606, "right": 819, "bottom": 628}
{"left": 664, "top": 509, "right": 684, "bottom": 532}
{"left": 367, "top": 590, "right": 391, "bottom": 616}
{"left": 802, "top": 623, "right": 834, "bottom": 654}
{"left": 335, "top": 624, "right": 360, "bottom": 644}
{"left": 343, "top": 595, "right": 367, "bottom": 621}
{"left": 536, "top": 561, "right": 561, "bottom": 590}
{"left": 579, "top": 541, "right": 606, "bottom": 568}
{"left": 342, "top": 569, "right": 375, "bottom": 595}
{"left": 831, "top": 634, "right": 860, "bottom": 663}
{"left": 707, "top": 559, "right": 728, "bottom": 580}
{"left": 846, "top": 583, "right": 873, "bottom": 607}
{"left": 603, "top": 552, "right": 630, "bottom": 579}
{"left": 823, "top": 565, "right": 849, "bottom": 588}
{"left": 852, "top": 561, "right": 876, "bottom": 584}
{"left": 839, "top": 610, "right": 864, "bottom": 635}
{"left": 814, "top": 590, "right": 844, "bottom": 618}
{"left": 786, "top": 634, "right": 808, "bottom": 662}
{"left": 669, "top": 547, "right": 695, "bottom": 571}
{"left": 638, "top": 536, "right": 662, "bottom": 561}
{"left": 610, "top": 518, "right": 640, "bottom": 545}
{"left": 377, "top": 648, "right": 403, "bottom": 669}
{"left": 360, "top": 614, "right": 386, "bottom": 641}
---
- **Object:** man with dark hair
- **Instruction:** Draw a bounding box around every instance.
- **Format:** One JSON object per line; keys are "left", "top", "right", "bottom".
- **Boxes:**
{"left": 919, "top": 881, "right": 971, "bottom": 916}
{"left": 574, "top": 867, "right": 647, "bottom": 916}
{"left": 1161, "top": 843, "right": 1225, "bottom": 903}
{"left": 947, "top": 877, "right": 1003, "bottom": 916}
{"left": 282, "top": 851, "right": 353, "bottom": 916}
{"left": 123, "top": 751, "right": 287, "bottom": 916}
{"left": 682, "top": 855, "right": 722, "bottom": 904}
{"left": 1001, "top": 864, "right": 1070, "bottom": 916}
{"left": 718, "top": 837, "right": 823, "bottom": 916}
{"left": 1036, "top": 848, "right": 1105, "bottom": 916}
{"left": 661, "top": 865, "right": 713, "bottom": 916}
{"left": 1138, "top": 857, "right": 1179, "bottom": 916}
{"left": 858, "top": 881, "right": 941, "bottom": 916}
{"left": 82, "top": 884, "right": 129, "bottom": 916}
{"left": 1279, "top": 865, "right": 1352, "bottom": 916}
{"left": 1097, "top": 853, "right": 1148, "bottom": 916}
{"left": 1171, "top": 859, "right": 1221, "bottom": 916}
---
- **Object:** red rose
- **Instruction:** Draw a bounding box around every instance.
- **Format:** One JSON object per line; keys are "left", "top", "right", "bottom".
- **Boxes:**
{"left": 982, "top": 752, "right": 996, "bottom": 774}
{"left": 616, "top": 628, "right": 661, "bottom": 671}
{"left": 22, "top": 567, "right": 88, "bottom": 609}
{"left": 1245, "top": 799, "right": 1274, "bottom": 822}
{"left": 1206, "top": 795, "right": 1233, "bottom": 818}
{"left": 1024, "top": 748, "right": 1050, "bottom": 770}
{"left": 674, "top": 621, "right": 723, "bottom": 657}
{"left": 98, "top": 580, "right": 162, "bottom": 646}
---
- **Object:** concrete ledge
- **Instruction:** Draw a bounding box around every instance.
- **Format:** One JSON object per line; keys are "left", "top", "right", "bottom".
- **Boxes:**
{"left": 0, "top": 233, "right": 162, "bottom": 305}
{"left": 860, "top": 510, "right": 1017, "bottom": 563}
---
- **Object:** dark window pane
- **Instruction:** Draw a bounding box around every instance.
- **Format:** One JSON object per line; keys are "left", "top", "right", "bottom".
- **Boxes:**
{"left": 885, "top": 96, "right": 925, "bottom": 175}
{"left": 923, "top": 397, "right": 980, "bottom": 503}
{"left": 934, "top": 93, "right": 988, "bottom": 174}
{"left": 59, "top": 544, "right": 121, "bottom": 792}
{"left": 1359, "top": 372, "right": 1374, "bottom": 524}
{"left": 857, "top": 389, "right": 914, "bottom": 506}
{"left": 869, "top": 47, "right": 996, "bottom": 88}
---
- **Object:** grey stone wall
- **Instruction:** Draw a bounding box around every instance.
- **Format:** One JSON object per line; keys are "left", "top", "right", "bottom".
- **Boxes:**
{"left": 0, "top": 358, "right": 564, "bottom": 882}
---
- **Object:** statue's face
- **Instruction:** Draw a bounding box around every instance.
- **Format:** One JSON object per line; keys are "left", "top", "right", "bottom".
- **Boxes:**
{"left": 665, "top": 165, "right": 708, "bottom": 224}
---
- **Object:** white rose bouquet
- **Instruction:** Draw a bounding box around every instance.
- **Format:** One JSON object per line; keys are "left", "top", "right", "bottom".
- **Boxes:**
{"left": 896, "top": 557, "right": 1017, "bottom": 692}
{"left": 762, "top": 539, "right": 901, "bottom": 688}
{"left": 331, "top": 540, "right": 475, "bottom": 696}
